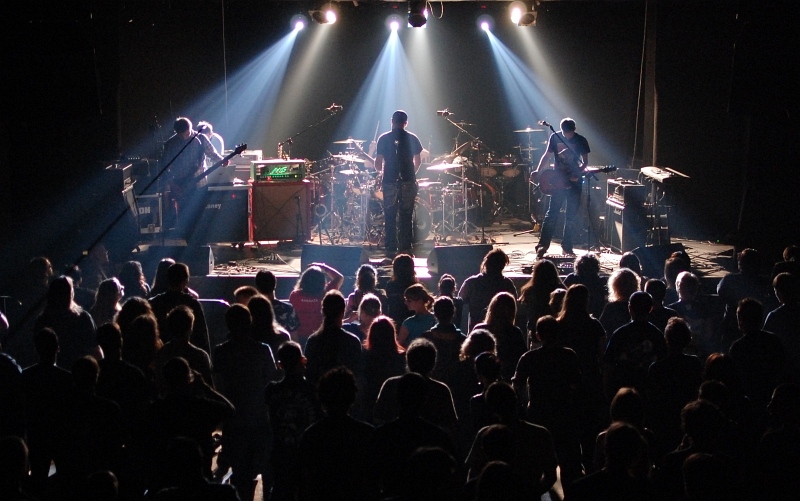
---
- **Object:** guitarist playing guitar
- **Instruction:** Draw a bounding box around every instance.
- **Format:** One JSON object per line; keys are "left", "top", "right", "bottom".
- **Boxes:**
{"left": 530, "top": 117, "right": 590, "bottom": 258}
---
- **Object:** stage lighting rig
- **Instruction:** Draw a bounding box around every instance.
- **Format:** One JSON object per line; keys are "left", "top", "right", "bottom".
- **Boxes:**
{"left": 513, "top": 0, "right": 541, "bottom": 27}
{"left": 408, "top": 1, "right": 427, "bottom": 28}
{"left": 310, "top": 2, "right": 338, "bottom": 25}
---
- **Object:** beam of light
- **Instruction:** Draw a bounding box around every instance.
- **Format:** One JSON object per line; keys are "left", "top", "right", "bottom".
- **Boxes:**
{"left": 332, "top": 29, "right": 438, "bottom": 155}
{"left": 485, "top": 30, "right": 624, "bottom": 168}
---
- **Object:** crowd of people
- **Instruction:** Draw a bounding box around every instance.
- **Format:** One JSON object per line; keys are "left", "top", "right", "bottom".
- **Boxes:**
{"left": 1, "top": 243, "right": 799, "bottom": 501}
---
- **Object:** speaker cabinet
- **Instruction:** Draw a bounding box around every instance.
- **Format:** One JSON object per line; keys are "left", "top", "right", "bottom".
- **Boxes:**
{"left": 427, "top": 244, "right": 494, "bottom": 280}
{"left": 145, "top": 245, "right": 215, "bottom": 277}
{"left": 632, "top": 243, "right": 686, "bottom": 279}
{"left": 188, "top": 186, "right": 250, "bottom": 245}
{"left": 250, "top": 181, "right": 312, "bottom": 242}
{"left": 300, "top": 245, "right": 368, "bottom": 276}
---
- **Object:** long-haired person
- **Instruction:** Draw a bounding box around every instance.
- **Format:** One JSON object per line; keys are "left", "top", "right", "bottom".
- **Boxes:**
{"left": 34, "top": 276, "right": 96, "bottom": 371}
{"left": 599, "top": 268, "right": 641, "bottom": 336}
{"left": 289, "top": 263, "right": 343, "bottom": 348}
{"left": 90, "top": 278, "right": 124, "bottom": 328}
{"left": 473, "top": 292, "right": 527, "bottom": 381}
{"left": 359, "top": 316, "right": 405, "bottom": 423}
{"left": 518, "top": 259, "right": 564, "bottom": 346}
{"left": 397, "top": 284, "right": 435, "bottom": 347}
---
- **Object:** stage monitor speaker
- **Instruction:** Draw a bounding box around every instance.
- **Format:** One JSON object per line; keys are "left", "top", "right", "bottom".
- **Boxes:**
{"left": 144, "top": 245, "right": 215, "bottom": 277}
{"left": 250, "top": 181, "right": 312, "bottom": 242}
{"left": 427, "top": 244, "right": 494, "bottom": 280}
{"left": 631, "top": 243, "right": 685, "bottom": 279}
{"left": 300, "top": 245, "right": 368, "bottom": 276}
{"left": 189, "top": 186, "right": 249, "bottom": 245}
{"left": 607, "top": 203, "right": 647, "bottom": 253}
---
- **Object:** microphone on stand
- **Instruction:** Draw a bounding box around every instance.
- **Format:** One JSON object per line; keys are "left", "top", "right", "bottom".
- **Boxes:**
{"left": 326, "top": 103, "right": 344, "bottom": 112}
{"left": 436, "top": 109, "right": 452, "bottom": 117}
{"left": 537, "top": 120, "right": 550, "bottom": 128}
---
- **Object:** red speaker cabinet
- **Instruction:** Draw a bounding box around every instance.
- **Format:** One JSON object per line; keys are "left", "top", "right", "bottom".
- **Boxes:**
{"left": 250, "top": 180, "right": 312, "bottom": 242}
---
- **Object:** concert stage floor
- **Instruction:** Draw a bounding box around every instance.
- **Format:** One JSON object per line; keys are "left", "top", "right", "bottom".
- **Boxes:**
{"left": 135, "top": 217, "right": 735, "bottom": 304}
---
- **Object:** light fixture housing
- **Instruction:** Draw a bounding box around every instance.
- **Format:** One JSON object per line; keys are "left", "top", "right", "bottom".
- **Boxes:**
{"left": 408, "top": 1, "right": 427, "bottom": 28}
{"left": 310, "top": 2, "right": 338, "bottom": 25}
{"left": 517, "top": 0, "right": 541, "bottom": 27}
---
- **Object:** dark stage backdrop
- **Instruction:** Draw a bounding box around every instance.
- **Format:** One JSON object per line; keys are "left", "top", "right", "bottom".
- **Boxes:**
{"left": 1, "top": 0, "right": 797, "bottom": 286}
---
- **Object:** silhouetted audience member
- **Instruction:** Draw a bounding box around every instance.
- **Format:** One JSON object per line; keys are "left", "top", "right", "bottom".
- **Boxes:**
{"left": 563, "top": 253, "right": 608, "bottom": 319}
{"left": 20, "top": 328, "right": 72, "bottom": 493}
{"left": 63, "top": 264, "right": 96, "bottom": 311}
{"left": 153, "top": 437, "right": 240, "bottom": 501}
{"left": 469, "top": 352, "right": 503, "bottom": 438}
{"left": 85, "top": 470, "right": 120, "bottom": 501}
{"left": 298, "top": 367, "right": 373, "bottom": 501}
{"left": 90, "top": 277, "right": 124, "bottom": 328}
{"left": 96, "top": 323, "right": 151, "bottom": 432}
{"left": 397, "top": 284, "right": 436, "bottom": 347}
{"left": 150, "top": 258, "right": 199, "bottom": 299}
{"left": 34, "top": 276, "right": 96, "bottom": 371}
{"left": 82, "top": 243, "right": 111, "bottom": 291}
{"left": 771, "top": 244, "right": 800, "bottom": 280}
{"left": 548, "top": 287, "right": 567, "bottom": 316}
{"left": 265, "top": 341, "right": 322, "bottom": 501}
{"left": 343, "top": 293, "right": 382, "bottom": 342}
{"left": 753, "top": 383, "right": 800, "bottom": 501}
{"left": 717, "top": 248, "right": 775, "bottom": 348}
{"left": 142, "top": 357, "right": 234, "bottom": 492}
{"left": 466, "top": 382, "right": 558, "bottom": 499}
{"left": 368, "top": 372, "right": 454, "bottom": 498}
{"left": 566, "top": 422, "right": 656, "bottom": 501}
{"left": 472, "top": 292, "right": 527, "bottom": 381}
{"left": 682, "top": 453, "right": 729, "bottom": 501}
{"left": 652, "top": 399, "right": 730, "bottom": 501}
{"left": 603, "top": 291, "right": 666, "bottom": 398}
{"left": 344, "top": 264, "right": 388, "bottom": 322}
{"left": 593, "top": 388, "right": 655, "bottom": 472}
{"left": 116, "top": 296, "right": 152, "bottom": 337}
{"left": 518, "top": 259, "right": 563, "bottom": 345}
{"left": 121, "top": 314, "right": 162, "bottom": 386}
{"left": 384, "top": 254, "right": 418, "bottom": 326}
{"left": 765, "top": 272, "right": 800, "bottom": 383}
{"left": 729, "top": 298, "right": 785, "bottom": 408}
{"left": 149, "top": 263, "right": 210, "bottom": 353}
{"left": 59, "top": 356, "right": 124, "bottom": 496}
{"left": 0, "top": 343, "right": 23, "bottom": 440}
{"left": 513, "top": 315, "right": 583, "bottom": 485}
{"left": 375, "top": 338, "right": 458, "bottom": 432}
{"left": 360, "top": 316, "right": 405, "bottom": 423}
{"left": 289, "top": 263, "right": 344, "bottom": 347}
{"left": 460, "top": 248, "right": 518, "bottom": 332}
{"left": 233, "top": 285, "right": 259, "bottom": 306}
{"left": 646, "top": 318, "right": 703, "bottom": 459}
{"left": 422, "top": 296, "right": 466, "bottom": 384}
{"left": 437, "top": 274, "right": 464, "bottom": 331}
{"left": 476, "top": 460, "right": 523, "bottom": 501}
{"left": 645, "top": 279, "right": 678, "bottom": 333}
{"left": 599, "top": 268, "right": 640, "bottom": 337}
{"left": 255, "top": 270, "right": 300, "bottom": 334}
{"left": 304, "top": 290, "right": 362, "bottom": 384}
{"left": 118, "top": 260, "right": 151, "bottom": 300}
{"left": 213, "top": 303, "right": 277, "bottom": 501}
{"left": 668, "top": 271, "right": 714, "bottom": 356}
{"left": 620, "top": 252, "right": 645, "bottom": 285}
{"left": 663, "top": 254, "right": 691, "bottom": 306}
{"left": 0, "top": 436, "right": 38, "bottom": 501}
{"left": 156, "top": 305, "right": 213, "bottom": 387}
{"left": 248, "top": 295, "right": 291, "bottom": 356}
{"left": 450, "top": 329, "right": 497, "bottom": 432}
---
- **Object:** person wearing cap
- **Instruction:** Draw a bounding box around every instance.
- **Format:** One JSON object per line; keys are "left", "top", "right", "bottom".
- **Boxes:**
{"left": 374, "top": 110, "right": 424, "bottom": 256}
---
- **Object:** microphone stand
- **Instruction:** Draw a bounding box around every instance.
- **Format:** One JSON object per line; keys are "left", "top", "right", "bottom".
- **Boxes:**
{"left": 278, "top": 105, "right": 343, "bottom": 158}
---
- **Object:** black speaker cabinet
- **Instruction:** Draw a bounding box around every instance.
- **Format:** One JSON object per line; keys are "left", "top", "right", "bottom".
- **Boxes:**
{"left": 250, "top": 181, "right": 312, "bottom": 242}
{"left": 632, "top": 243, "right": 686, "bottom": 279}
{"left": 188, "top": 186, "right": 250, "bottom": 245}
{"left": 300, "top": 245, "right": 368, "bottom": 276}
{"left": 144, "top": 245, "right": 215, "bottom": 277}
{"left": 427, "top": 244, "right": 494, "bottom": 280}
{"left": 606, "top": 201, "right": 647, "bottom": 253}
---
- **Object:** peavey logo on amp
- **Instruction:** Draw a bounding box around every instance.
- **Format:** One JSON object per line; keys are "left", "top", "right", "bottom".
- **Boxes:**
{"left": 205, "top": 203, "right": 222, "bottom": 210}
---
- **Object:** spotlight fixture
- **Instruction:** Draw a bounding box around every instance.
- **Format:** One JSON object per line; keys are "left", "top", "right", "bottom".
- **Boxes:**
{"left": 310, "top": 2, "right": 338, "bottom": 25}
{"left": 516, "top": 0, "right": 541, "bottom": 27}
{"left": 290, "top": 14, "right": 308, "bottom": 31}
{"left": 408, "top": 1, "right": 427, "bottom": 28}
{"left": 509, "top": 1, "right": 526, "bottom": 24}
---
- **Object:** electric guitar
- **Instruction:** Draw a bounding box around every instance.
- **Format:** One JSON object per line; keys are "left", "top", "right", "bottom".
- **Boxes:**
{"left": 167, "top": 143, "right": 247, "bottom": 210}
{"left": 534, "top": 165, "right": 617, "bottom": 195}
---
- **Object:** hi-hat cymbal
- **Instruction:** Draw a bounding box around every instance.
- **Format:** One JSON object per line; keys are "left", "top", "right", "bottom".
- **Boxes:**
{"left": 332, "top": 138, "right": 366, "bottom": 144}
{"left": 428, "top": 163, "right": 463, "bottom": 171}
{"left": 513, "top": 145, "right": 540, "bottom": 151}
{"left": 513, "top": 127, "right": 544, "bottom": 133}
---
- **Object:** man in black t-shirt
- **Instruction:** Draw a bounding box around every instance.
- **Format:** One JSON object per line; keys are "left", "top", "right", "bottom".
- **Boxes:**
{"left": 532, "top": 117, "right": 591, "bottom": 257}
{"left": 375, "top": 110, "right": 424, "bottom": 255}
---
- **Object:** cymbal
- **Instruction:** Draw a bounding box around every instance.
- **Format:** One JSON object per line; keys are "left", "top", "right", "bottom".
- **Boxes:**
{"left": 428, "top": 163, "right": 463, "bottom": 171}
{"left": 513, "top": 145, "right": 540, "bottom": 151}
{"left": 332, "top": 138, "right": 366, "bottom": 144}
{"left": 489, "top": 162, "right": 514, "bottom": 167}
{"left": 332, "top": 154, "right": 365, "bottom": 163}
{"left": 338, "top": 169, "right": 360, "bottom": 175}
{"left": 513, "top": 127, "right": 544, "bottom": 133}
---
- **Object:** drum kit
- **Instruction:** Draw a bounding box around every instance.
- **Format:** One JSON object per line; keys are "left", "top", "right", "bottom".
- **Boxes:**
{"left": 303, "top": 124, "right": 549, "bottom": 246}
